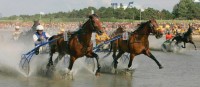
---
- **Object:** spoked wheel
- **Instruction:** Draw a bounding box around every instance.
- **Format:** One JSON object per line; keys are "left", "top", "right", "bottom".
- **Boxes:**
{"left": 19, "top": 56, "right": 30, "bottom": 75}
{"left": 39, "top": 45, "right": 49, "bottom": 54}
{"left": 161, "top": 44, "right": 168, "bottom": 52}
{"left": 39, "top": 46, "right": 44, "bottom": 54}
{"left": 172, "top": 44, "right": 182, "bottom": 53}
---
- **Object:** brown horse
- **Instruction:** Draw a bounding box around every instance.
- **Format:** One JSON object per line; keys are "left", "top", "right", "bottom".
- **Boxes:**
{"left": 105, "top": 19, "right": 163, "bottom": 71}
{"left": 110, "top": 25, "right": 126, "bottom": 38}
{"left": 47, "top": 14, "right": 104, "bottom": 76}
{"left": 32, "top": 20, "right": 40, "bottom": 31}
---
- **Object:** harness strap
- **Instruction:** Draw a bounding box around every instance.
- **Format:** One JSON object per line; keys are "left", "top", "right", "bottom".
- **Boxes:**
{"left": 35, "top": 32, "right": 47, "bottom": 39}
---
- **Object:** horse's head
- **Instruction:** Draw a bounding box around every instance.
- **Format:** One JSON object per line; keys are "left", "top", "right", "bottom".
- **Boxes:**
{"left": 116, "top": 26, "right": 126, "bottom": 33}
{"left": 88, "top": 14, "right": 103, "bottom": 35}
{"left": 148, "top": 19, "right": 163, "bottom": 39}
{"left": 188, "top": 24, "right": 194, "bottom": 34}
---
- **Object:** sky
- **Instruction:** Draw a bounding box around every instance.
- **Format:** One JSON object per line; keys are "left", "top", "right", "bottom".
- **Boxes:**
{"left": 0, "top": 0, "right": 180, "bottom": 17}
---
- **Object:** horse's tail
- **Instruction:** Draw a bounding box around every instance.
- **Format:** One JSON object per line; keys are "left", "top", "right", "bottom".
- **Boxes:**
{"left": 103, "top": 41, "right": 113, "bottom": 58}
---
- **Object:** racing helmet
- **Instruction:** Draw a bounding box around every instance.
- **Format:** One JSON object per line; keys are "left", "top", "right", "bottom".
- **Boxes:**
{"left": 36, "top": 25, "right": 44, "bottom": 30}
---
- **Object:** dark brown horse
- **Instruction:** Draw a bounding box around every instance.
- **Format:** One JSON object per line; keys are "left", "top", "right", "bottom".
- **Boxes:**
{"left": 110, "top": 25, "right": 126, "bottom": 38}
{"left": 105, "top": 19, "right": 163, "bottom": 71}
{"left": 47, "top": 14, "right": 104, "bottom": 76}
{"left": 171, "top": 25, "right": 197, "bottom": 50}
{"left": 32, "top": 20, "right": 40, "bottom": 31}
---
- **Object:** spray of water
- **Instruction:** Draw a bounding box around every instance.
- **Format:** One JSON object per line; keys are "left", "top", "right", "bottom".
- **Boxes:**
{"left": 0, "top": 30, "right": 168, "bottom": 79}
{"left": 0, "top": 39, "right": 29, "bottom": 77}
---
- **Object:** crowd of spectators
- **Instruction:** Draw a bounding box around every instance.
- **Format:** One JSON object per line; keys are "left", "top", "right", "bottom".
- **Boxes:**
{"left": 1, "top": 21, "right": 200, "bottom": 35}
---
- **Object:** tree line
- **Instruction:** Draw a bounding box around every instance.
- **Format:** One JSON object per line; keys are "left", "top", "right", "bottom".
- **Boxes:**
{"left": 2, "top": 0, "right": 200, "bottom": 21}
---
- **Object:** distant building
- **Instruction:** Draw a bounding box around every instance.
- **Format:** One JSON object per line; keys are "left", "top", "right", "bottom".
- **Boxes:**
{"left": 111, "top": 1, "right": 134, "bottom": 10}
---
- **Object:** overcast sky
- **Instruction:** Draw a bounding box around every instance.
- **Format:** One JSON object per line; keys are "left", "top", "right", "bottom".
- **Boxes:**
{"left": 0, "top": 0, "right": 180, "bottom": 17}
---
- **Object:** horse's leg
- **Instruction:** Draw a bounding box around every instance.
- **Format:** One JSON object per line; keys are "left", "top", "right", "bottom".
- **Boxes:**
{"left": 114, "top": 50, "right": 125, "bottom": 69}
{"left": 189, "top": 40, "right": 197, "bottom": 50}
{"left": 181, "top": 42, "right": 186, "bottom": 48}
{"left": 175, "top": 41, "right": 180, "bottom": 47}
{"left": 91, "top": 52, "right": 101, "bottom": 76}
{"left": 112, "top": 42, "right": 117, "bottom": 60}
{"left": 54, "top": 53, "right": 65, "bottom": 66}
{"left": 68, "top": 55, "right": 76, "bottom": 71}
{"left": 46, "top": 48, "right": 56, "bottom": 76}
{"left": 144, "top": 49, "right": 163, "bottom": 69}
{"left": 127, "top": 53, "right": 135, "bottom": 69}
{"left": 46, "top": 49, "right": 55, "bottom": 69}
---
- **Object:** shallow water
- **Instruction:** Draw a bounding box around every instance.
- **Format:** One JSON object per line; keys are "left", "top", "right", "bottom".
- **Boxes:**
{"left": 1, "top": 30, "right": 200, "bottom": 87}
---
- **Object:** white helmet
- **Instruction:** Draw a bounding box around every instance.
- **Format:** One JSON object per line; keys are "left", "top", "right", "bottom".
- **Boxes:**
{"left": 36, "top": 25, "right": 44, "bottom": 30}
{"left": 15, "top": 26, "right": 20, "bottom": 29}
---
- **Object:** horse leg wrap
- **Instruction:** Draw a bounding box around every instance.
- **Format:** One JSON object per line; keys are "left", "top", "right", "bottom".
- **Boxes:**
{"left": 49, "top": 60, "right": 53, "bottom": 65}
{"left": 46, "top": 60, "right": 53, "bottom": 69}
{"left": 114, "top": 59, "right": 118, "bottom": 69}
{"left": 159, "top": 65, "right": 163, "bottom": 69}
{"left": 128, "top": 63, "right": 131, "bottom": 68}
{"left": 97, "top": 66, "right": 101, "bottom": 72}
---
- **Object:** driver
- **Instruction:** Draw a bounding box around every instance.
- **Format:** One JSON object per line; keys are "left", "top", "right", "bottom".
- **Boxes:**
{"left": 165, "top": 31, "right": 173, "bottom": 42}
{"left": 95, "top": 26, "right": 110, "bottom": 51}
{"left": 33, "top": 25, "right": 51, "bottom": 55}
{"left": 13, "top": 26, "right": 22, "bottom": 40}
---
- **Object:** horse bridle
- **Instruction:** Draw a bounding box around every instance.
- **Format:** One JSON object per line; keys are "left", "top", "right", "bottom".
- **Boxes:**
{"left": 89, "top": 19, "right": 97, "bottom": 32}
{"left": 89, "top": 18, "right": 102, "bottom": 33}
{"left": 149, "top": 21, "right": 159, "bottom": 35}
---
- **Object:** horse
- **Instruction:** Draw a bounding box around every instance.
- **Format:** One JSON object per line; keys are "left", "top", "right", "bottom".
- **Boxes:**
{"left": 32, "top": 20, "right": 40, "bottom": 31}
{"left": 171, "top": 25, "right": 197, "bottom": 50}
{"left": 105, "top": 19, "right": 163, "bottom": 72}
{"left": 47, "top": 14, "right": 104, "bottom": 76}
{"left": 110, "top": 25, "right": 126, "bottom": 38}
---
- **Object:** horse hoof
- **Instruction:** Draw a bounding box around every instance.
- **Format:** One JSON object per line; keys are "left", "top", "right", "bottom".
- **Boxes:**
{"left": 159, "top": 66, "right": 163, "bottom": 69}
{"left": 126, "top": 67, "right": 134, "bottom": 71}
{"left": 47, "top": 65, "right": 55, "bottom": 71}
{"left": 114, "top": 63, "right": 118, "bottom": 69}
{"left": 95, "top": 72, "right": 100, "bottom": 76}
{"left": 111, "top": 67, "right": 116, "bottom": 74}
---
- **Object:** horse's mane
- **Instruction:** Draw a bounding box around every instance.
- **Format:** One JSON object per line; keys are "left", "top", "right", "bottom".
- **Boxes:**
{"left": 90, "top": 14, "right": 99, "bottom": 18}
{"left": 184, "top": 26, "right": 193, "bottom": 36}
{"left": 187, "top": 27, "right": 193, "bottom": 33}
{"left": 134, "top": 21, "right": 149, "bottom": 32}
{"left": 73, "top": 14, "right": 98, "bottom": 35}
{"left": 80, "top": 14, "right": 98, "bottom": 30}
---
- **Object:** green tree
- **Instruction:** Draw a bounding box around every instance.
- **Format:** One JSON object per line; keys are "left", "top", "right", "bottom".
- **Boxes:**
{"left": 172, "top": 0, "right": 200, "bottom": 19}
{"left": 142, "top": 8, "right": 160, "bottom": 20}
{"left": 114, "top": 8, "right": 125, "bottom": 19}
{"left": 124, "top": 7, "right": 140, "bottom": 19}
{"left": 98, "top": 7, "right": 114, "bottom": 18}
{"left": 160, "top": 9, "right": 173, "bottom": 20}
